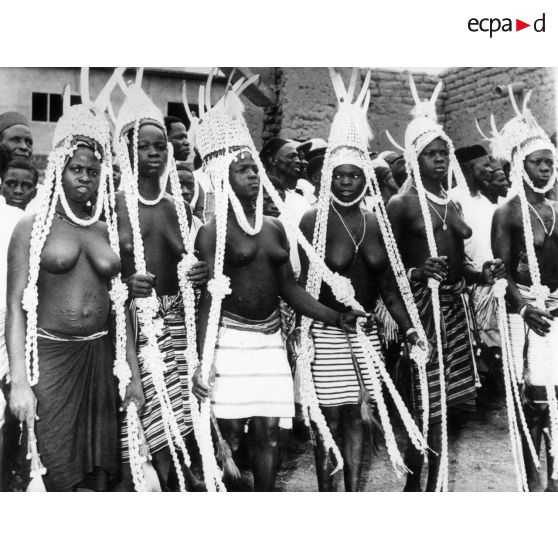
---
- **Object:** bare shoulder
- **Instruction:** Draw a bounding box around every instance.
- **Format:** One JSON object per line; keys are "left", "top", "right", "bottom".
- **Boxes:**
{"left": 195, "top": 216, "right": 217, "bottom": 250}
{"left": 493, "top": 195, "right": 519, "bottom": 222}
{"left": 363, "top": 209, "right": 381, "bottom": 233}
{"left": 10, "top": 212, "right": 36, "bottom": 240}
{"left": 386, "top": 191, "right": 409, "bottom": 214}
{"left": 299, "top": 206, "right": 318, "bottom": 228}
{"left": 265, "top": 215, "right": 287, "bottom": 237}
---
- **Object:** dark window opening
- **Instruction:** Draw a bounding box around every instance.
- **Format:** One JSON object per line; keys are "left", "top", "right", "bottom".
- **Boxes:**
{"left": 167, "top": 102, "right": 198, "bottom": 128}
{"left": 32, "top": 92, "right": 48, "bottom": 122}
{"left": 32, "top": 93, "right": 83, "bottom": 123}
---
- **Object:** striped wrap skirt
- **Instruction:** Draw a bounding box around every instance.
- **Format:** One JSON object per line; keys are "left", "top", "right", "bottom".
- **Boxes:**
{"left": 123, "top": 293, "right": 192, "bottom": 457}
{"left": 310, "top": 321, "right": 382, "bottom": 407}
{"left": 211, "top": 310, "right": 295, "bottom": 420}
{"left": 410, "top": 280, "right": 477, "bottom": 424}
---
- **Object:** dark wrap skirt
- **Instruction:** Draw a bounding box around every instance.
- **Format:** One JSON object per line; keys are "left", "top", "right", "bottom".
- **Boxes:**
{"left": 33, "top": 332, "right": 118, "bottom": 491}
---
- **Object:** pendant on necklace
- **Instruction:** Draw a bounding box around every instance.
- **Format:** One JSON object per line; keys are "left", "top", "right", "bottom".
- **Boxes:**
{"left": 443, "top": 224, "right": 448, "bottom": 231}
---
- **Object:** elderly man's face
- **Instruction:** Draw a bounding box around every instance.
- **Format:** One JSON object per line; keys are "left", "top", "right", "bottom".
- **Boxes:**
{"left": 1, "top": 124, "right": 33, "bottom": 160}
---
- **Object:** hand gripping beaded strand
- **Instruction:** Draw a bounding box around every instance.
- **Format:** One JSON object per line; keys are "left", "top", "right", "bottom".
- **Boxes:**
{"left": 21, "top": 70, "right": 147, "bottom": 490}
{"left": 408, "top": 149, "right": 449, "bottom": 492}
{"left": 485, "top": 89, "right": 558, "bottom": 480}
{"left": 387, "top": 74, "right": 471, "bottom": 491}
{"left": 117, "top": 128, "right": 203, "bottom": 492}
{"left": 493, "top": 278, "right": 539, "bottom": 491}
{"left": 188, "top": 71, "right": 425, "bottom": 480}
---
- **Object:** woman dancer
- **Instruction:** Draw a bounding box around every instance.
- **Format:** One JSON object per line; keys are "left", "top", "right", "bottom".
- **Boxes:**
{"left": 7, "top": 70, "right": 144, "bottom": 491}
{"left": 490, "top": 87, "right": 558, "bottom": 491}
{"left": 113, "top": 70, "right": 208, "bottom": 491}
{"left": 190, "top": 75, "right": 364, "bottom": 491}
{"left": 299, "top": 69, "right": 426, "bottom": 491}
{"left": 386, "top": 76, "right": 504, "bottom": 491}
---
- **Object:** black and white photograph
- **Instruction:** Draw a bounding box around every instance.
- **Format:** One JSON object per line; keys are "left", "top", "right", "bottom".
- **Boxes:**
{"left": 4, "top": 1, "right": 558, "bottom": 556}
{"left": 1, "top": 65, "right": 557, "bottom": 494}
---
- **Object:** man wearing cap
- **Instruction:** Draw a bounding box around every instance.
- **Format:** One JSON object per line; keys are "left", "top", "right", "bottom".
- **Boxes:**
{"left": 260, "top": 137, "right": 310, "bottom": 278}
{"left": 451, "top": 145, "right": 497, "bottom": 268}
{"left": 0, "top": 112, "right": 33, "bottom": 161}
{"left": 297, "top": 138, "right": 327, "bottom": 203}
{"left": 452, "top": 145, "right": 503, "bottom": 407}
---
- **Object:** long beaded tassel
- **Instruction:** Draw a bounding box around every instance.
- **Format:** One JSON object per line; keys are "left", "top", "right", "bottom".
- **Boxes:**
{"left": 297, "top": 316, "right": 344, "bottom": 474}
{"left": 515, "top": 160, "right": 558, "bottom": 480}
{"left": 527, "top": 317, "right": 558, "bottom": 480}
{"left": 26, "top": 419, "right": 47, "bottom": 492}
{"left": 263, "top": 168, "right": 427, "bottom": 475}
{"left": 119, "top": 130, "right": 191, "bottom": 492}
{"left": 127, "top": 402, "right": 162, "bottom": 491}
{"left": 493, "top": 279, "right": 536, "bottom": 491}
{"left": 365, "top": 166, "right": 430, "bottom": 440}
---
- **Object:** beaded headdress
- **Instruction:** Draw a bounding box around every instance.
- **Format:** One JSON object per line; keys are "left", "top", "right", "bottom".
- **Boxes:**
{"left": 324, "top": 68, "right": 372, "bottom": 173}
{"left": 485, "top": 88, "right": 555, "bottom": 164}
{"left": 114, "top": 69, "right": 166, "bottom": 142}
{"left": 303, "top": 68, "right": 429, "bottom": 476}
{"left": 52, "top": 68, "right": 122, "bottom": 150}
{"left": 20, "top": 68, "right": 158, "bottom": 490}
{"left": 113, "top": 69, "right": 199, "bottom": 492}
{"left": 480, "top": 85, "right": 558, "bottom": 487}
{"left": 386, "top": 74, "right": 470, "bottom": 491}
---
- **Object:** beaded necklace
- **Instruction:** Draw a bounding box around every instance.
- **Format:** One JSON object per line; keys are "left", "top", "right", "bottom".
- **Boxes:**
{"left": 330, "top": 202, "right": 366, "bottom": 263}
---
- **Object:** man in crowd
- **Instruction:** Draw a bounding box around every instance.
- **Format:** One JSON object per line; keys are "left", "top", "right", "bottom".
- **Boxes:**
{"left": 452, "top": 145, "right": 504, "bottom": 407}
{"left": 165, "top": 116, "right": 205, "bottom": 220}
{"left": 164, "top": 116, "right": 191, "bottom": 162}
{"left": 0, "top": 112, "right": 33, "bottom": 161}
{"left": 1, "top": 160, "right": 39, "bottom": 211}
{"left": 0, "top": 168, "right": 27, "bottom": 489}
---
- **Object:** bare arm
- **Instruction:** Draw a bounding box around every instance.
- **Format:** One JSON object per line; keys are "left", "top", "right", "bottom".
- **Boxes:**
{"left": 276, "top": 220, "right": 343, "bottom": 327}
{"left": 6, "top": 215, "right": 37, "bottom": 421}
{"left": 492, "top": 203, "right": 552, "bottom": 336}
{"left": 190, "top": 220, "right": 217, "bottom": 401}
{"left": 492, "top": 205, "right": 524, "bottom": 311}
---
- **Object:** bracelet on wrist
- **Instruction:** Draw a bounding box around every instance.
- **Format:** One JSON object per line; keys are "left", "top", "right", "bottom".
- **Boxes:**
{"left": 404, "top": 327, "right": 417, "bottom": 340}
{"left": 519, "top": 303, "right": 528, "bottom": 318}
{"left": 407, "top": 268, "right": 416, "bottom": 282}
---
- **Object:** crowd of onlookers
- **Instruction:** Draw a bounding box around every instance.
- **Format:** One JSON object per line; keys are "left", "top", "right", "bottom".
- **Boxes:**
{"left": 0, "top": 106, "right": 534, "bottom": 489}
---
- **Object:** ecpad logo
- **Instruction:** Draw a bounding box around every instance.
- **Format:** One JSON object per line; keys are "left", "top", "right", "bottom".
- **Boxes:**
{"left": 468, "top": 13, "right": 546, "bottom": 37}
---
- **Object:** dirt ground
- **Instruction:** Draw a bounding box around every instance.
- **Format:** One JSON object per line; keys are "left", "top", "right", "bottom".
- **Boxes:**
{"left": 3, "top": 395, "right": 543, "bottom": 492}
{"left": 275, "top": 402, "right": 519, "bottom": 492}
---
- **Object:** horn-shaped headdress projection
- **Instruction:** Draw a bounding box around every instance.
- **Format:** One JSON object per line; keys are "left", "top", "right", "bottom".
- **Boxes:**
{"left": 21, "top": 67, "right": 160, "bottom": 491}
{"left": 113, "top": 68, "right": 199, "bottom": 492}
{"left": 481, "top": 86, "right": 557, "bottom": 489}
{"left": 385, "top": 74, "right": 470, "bottom": 491}
{"left": 297, "top": 68, "right": 429, "bottom": 477}
{"left": 186, "top": 69, "right": 428, "bottom": 485}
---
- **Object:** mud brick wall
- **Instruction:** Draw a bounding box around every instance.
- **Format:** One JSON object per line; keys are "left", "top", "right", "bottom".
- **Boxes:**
{"left": 265, "top": 67, "right": 442, "bottom": 153}
{"left": 442, "top": 67, "right": 556, "bottom": 149}
{"left": 262, "top": 67, "right": 556, "bottom": 152}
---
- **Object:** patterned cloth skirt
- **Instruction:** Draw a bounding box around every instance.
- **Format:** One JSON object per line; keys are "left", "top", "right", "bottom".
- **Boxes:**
{"left": 123, "top": 294, "right": 192, "bottom": 457}
{"left": 310, "top": 321, "right": 382, "bottom": 407}
{"left": 410, "top": 280, "right": 477, "bottom": 424}
{"left": 211, "top": 310, "right": 294, "bottom": 420}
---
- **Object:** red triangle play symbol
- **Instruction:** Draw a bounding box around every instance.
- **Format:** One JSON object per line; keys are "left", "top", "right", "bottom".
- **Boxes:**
{"left": 516, "top": 19, "right": 530, "bottom": 31}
